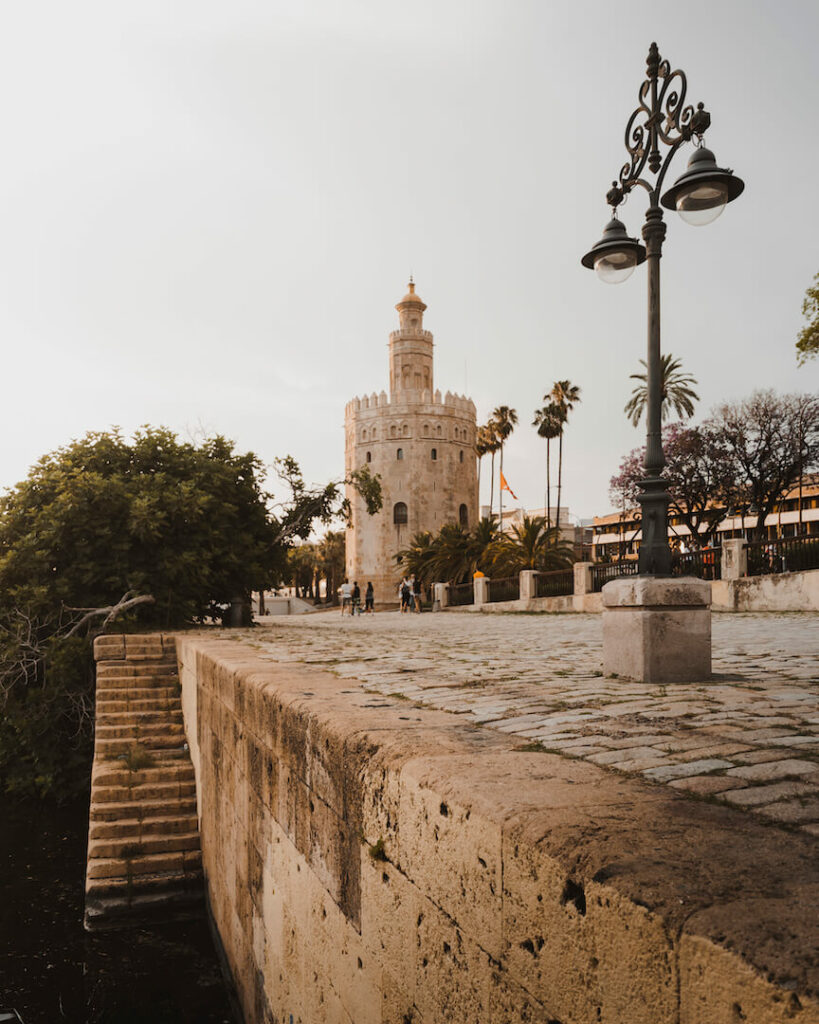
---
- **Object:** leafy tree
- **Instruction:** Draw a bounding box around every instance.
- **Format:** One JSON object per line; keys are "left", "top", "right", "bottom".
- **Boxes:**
{"left": 0, "top": 427, "right": 381, "bottom": 798}
{"left": 489, "top": 515, "right": 574, "bottom": 576}
{"left": 490, "top": 406, "right": 518, "bottom": 524}
{"left": 478, "top": 421, "right": 501, "bottom": 517}
{"left": 624, "top": 353, "right": 699, "bottom": 427}
{"left": 610, "top": 391, "right": 819, "bottom": 546}
{"left": 708, "top": 391, "right": 819, "bottom": 540}
{"left": 610, "top": 423, "right": 739, "bottom": 550}
{"left": 796, "top": 272, "right": 819, "bottom": 365}
{"left": 549, "top": 380, "right": 581, "bottom": 535}
{"left": 396, "top": 516, "right": 499, "bottom": 586}
{"left": 286, "top": 543, "right": 317, "bottom": 599}
{"left": 532, "top": 402, "right": 564, "bottom": 529}
{"left": 475, "top": 424, "right": 494, "bottom": 499}
{"left": 394, "top": 531, "right": 437, "bottom": 588}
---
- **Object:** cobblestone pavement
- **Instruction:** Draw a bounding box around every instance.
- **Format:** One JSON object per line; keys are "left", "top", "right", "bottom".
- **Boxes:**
{"left": 242, "top": 611, "right": 819, "bottom": 836}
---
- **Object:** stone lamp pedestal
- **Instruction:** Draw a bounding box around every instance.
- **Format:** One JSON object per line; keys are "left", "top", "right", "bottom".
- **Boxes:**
{"left": 602, "top": 577, "right": 711, "bottom": 683}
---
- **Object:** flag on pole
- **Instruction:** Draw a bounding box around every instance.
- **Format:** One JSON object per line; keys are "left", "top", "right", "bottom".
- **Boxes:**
{"left": 499, "top": 471, "right": 518, "bottom": 500}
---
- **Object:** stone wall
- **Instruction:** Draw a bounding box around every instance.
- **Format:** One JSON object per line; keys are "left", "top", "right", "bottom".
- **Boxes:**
{"left": 712, "top": 568, "right": 819, "bottom": 612}
{"left": 176, "top": 635, "right": 819, "bottom": 1024}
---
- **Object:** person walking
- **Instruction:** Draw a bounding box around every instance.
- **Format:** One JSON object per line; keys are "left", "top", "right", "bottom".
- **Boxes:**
{"left": 352, "top": 581, "right": 361, "bottom": 616}
{"left": 365, "top": 581, "right": 375, "bottom": 614}
{"left": 339, "top": 578, "right": 353, "bottom": 616}
{"left": 412, "top": 575, "right": 422, "bottom": 613}
{"left": 399, "top": 577, "right": 411, "bottom": 613}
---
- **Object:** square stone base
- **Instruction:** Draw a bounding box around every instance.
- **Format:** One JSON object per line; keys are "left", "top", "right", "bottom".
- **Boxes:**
{"left": 602, "top": 577, "right": 711, "bottom": 684}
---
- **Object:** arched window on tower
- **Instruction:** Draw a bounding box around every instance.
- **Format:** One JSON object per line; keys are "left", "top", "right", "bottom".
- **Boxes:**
{"left": 394, "top": 502, "right": 408, "bottom": 525}
{"left": 402, "top": 423, "right": 409, "bottom": 437}
{"left": 423, "top": 422, "right": 429, "bottom": 436}
{"left": 362, "top": 429, "right": 367, "bottom": 441}
{"left": 459, "top": 450, "right": 464, "bottom": 463}
{"left": 459, "top": 504, "right": 468, "bottom": 527}
{"left": 436, "top": 425, "right": 442, "bottom": 437}
{"left": 431, "top": 449, "right": 437, "bottom": 461}
{"left": 390, "top": 425, "right": 397, "bottom": 439}
{"left": 396, "top": 448, "right": 403, "bottom": 460}
{"left": 366, "top": 452, "right": 372, "bottom": 463}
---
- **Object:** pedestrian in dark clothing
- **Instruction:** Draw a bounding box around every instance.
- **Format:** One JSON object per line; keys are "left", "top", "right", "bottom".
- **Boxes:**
{"left": 365, "top": 582, "right": 375, "bottom": 614}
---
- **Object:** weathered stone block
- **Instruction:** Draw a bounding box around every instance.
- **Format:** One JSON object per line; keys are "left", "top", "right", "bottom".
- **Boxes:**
{"left": 602, "top": 576, "right": 711, "bottom": 683}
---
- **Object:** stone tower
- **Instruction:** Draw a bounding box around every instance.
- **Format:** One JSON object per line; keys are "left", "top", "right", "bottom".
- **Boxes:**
{"left": 345, "top": 281, "right": 478, "bottom": 603}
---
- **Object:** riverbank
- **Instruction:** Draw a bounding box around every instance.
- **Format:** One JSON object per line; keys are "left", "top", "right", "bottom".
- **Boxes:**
{"left": 0, "top": 794, "right": 235, "bottom": 1023}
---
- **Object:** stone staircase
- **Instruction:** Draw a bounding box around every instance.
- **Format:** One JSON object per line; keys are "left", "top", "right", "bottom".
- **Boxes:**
{"left": 84, "top": 633, "right": 204, "bottom": 931}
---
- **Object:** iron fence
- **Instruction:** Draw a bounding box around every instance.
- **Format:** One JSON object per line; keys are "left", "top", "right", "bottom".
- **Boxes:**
{"left": 746, "top": 534, "right": 819, "bottom": 576}
{"left": 488, "top": 576, "right": 521, "bottom": 603}
{"left": 591, "top": 561, "right": 639, "bottom": 593}
{"left": 448, "top": 582, "right": 474, "bottom": 607}
{"left": 673, "top": 547, "right": 721, "bottom": 580}
{"left": 535, "top": 569, "right": 575, "bottom": 598}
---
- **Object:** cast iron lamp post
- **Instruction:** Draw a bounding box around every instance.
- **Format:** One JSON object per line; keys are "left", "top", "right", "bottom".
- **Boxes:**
{"left": 582, "top": 42, "right": 744, "bottom": 575}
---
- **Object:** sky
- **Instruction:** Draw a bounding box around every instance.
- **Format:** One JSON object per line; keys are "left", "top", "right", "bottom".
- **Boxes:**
{"left": 0, "top": 0, "right": 817, "bottom": 523}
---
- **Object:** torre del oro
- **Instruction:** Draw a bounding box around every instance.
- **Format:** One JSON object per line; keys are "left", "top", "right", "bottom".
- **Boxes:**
{"left": 344, "top": 281, "right": 478, "bottom": 603}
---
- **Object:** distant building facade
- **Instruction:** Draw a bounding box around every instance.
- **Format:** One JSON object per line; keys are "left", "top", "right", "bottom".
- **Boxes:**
{"left": 344, "top": 281, "right": 477, "bottom": 602}
{"left": 592, "top": 476, "right": 819, "bottom": 562}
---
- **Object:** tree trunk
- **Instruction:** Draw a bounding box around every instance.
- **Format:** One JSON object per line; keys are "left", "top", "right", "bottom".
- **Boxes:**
{"left": 489, "top": 451, "right": 495, "bottom": 522}
{"left": 477, "top": 456, "right": 482, "bottom": 507}
{"left": 555, "top": 432, "right": 563, "bottom": 536}
{"left": 546, "top": 438, "right": 551, "bottom": 530}
{"left": 499, "top": 445, "right": 503, "bottom": 531}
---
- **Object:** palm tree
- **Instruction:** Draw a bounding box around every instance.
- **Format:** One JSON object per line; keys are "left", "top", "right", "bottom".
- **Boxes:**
{"left": 475, "top": 425, "right": 493, "bottom": 503}
{"left": 549, "top": 381, "right": 581, "bottom": 536}
{"left": 490, "top": 405, "right": 518, "bottom": 528}
{"left": 466, "top": 516, "right": 499, "bottom": 577}
{"left": 624, "top": 353, "right": 699, "bottom": 427}
{"left": 488, "top": 515, "right": 574, "bottom": 576}
{"left": 532, "top": 402, "right": 563, "bottom": 530}
{"left": 395, "top": 531, "right": 437, "bottom": 588}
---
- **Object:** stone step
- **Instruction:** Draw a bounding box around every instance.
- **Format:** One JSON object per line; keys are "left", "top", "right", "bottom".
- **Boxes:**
{"left": 89, "top": 813, "right": 199, "bottom": 841}
{"left": 84, "top": 886, "right": 203, "bottom": 931}
{"left": 96, "top": 721, "right": 184, "bottom": 740}
{"left": 96, "top": 686, "right": 179, "bottom": 701}
{"left": 96, "top": 698, "right": 179, "bottom": 713}
{"left": 92, "top": 764, "right": 194, "bottom": 787}
{"left": 95, "top": 712, "right": 183, "bottom": 729}
{"left": 86, "top": 866, "right": 203, "bottom": 899}
{"left": 96, "top": 673, "right": 179, "bottom": 687}
{"left": 87, "top": 848, "right": 202, "bottom": 880}
{"left": 90, "top": 795, "right": 194, "bottom": 822}
{"left": 94, "top": 736, "right": 188, "bottom": 757}
{"left": 93, "top": 779, "right": 197, "bottom": 804}
{"left": 88, "top": 830, "right": 200, "bottom": 861}
{"left": 97, "top": 662, "right": 178, "bottom": 677}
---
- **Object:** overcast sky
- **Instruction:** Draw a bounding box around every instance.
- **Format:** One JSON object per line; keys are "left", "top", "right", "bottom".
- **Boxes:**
{"left": 1, "top": 0, "right": 817, "bottom": 522}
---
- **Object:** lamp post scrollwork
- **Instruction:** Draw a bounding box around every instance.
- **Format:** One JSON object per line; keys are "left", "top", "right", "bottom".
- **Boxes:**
{"left": 582, "top": 42, "right": 744, "bottom": 576}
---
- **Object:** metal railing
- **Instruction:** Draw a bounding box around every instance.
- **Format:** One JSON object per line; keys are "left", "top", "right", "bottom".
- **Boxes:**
{"left": 746, "top": 534, "right": 819, "bottom": 576}
{"left": 591, "top": 561, "right": 639, "bottom": 593}
{"left": 673, "top": 547, "right": 722, "bottom": 580}
{"left": 448, "top": 582, "right": 474, "bottom": 606}
{"left": 535, "top": 569, "right": 575, "bottom": 598}
{"left": 488, "top": 576, "right": 520, "bottom": 603}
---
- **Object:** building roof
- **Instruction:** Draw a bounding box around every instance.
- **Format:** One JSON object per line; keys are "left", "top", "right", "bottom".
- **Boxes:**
{"left": 396, "top": 279, "right": 427, "bottom": 311}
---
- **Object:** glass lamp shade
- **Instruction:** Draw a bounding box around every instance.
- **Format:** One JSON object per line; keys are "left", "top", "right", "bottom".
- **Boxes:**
{"left": 675, "top": 181, "right": 729, "bottom": 226}
{"left": 581, "top": 217, "right": 645, "bottom": 283}
{"left": 594, "top": 249, "right": 638, "bottom": 284}
{"left": 661, "top": 146, "right": 744, "bottom": 226}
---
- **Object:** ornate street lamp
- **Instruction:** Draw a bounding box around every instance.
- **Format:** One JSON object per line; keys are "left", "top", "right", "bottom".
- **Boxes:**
{"left": 582, "top": 42, "right": 744, "bottom": 576}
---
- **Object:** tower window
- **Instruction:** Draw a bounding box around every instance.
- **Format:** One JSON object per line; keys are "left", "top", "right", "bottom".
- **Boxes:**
{"left": 393, "top": 502, "right": 408, "bottom": 525}
{"left": 366, "top": 451, "right": 372, "bottom": 463}
{"left": 431, "top": 448, "right": 437, "bottom": 461}
{"left": 396, "top": 448, "right": 403, "bottom": 460}
{"left": 459, "top": 504, "right": 468, "bottom": 527}
{"left": 362, "top": 429, "right": 367, "bottom": 441}
{"left": 390, "top": 425, "right": 397, "bottom": 439}
{"left": 436, "top": 425, "right": 442, "bottom": 437}
{"left": 459, "top": 450, "right": 464, "bottom": 463}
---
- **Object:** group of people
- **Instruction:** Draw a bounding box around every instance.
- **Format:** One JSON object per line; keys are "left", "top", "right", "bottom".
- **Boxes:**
{"left": 399, "top": 575, "right": 423, "bottom": 613}
{"left": 339, "top": 579, "right": 375, "bottom": 615}
{"left": 337, "top": 576, "right": 425, "bottom": 614}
